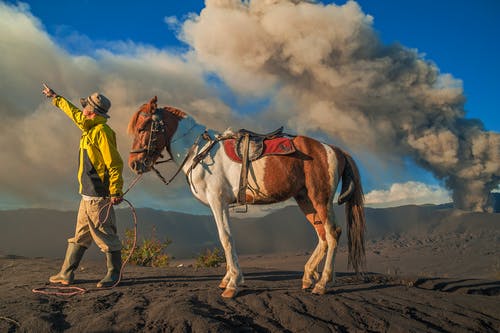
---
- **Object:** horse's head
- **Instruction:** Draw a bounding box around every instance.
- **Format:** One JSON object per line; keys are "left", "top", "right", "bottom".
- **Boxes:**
{"left": 127, "top": 96, "right": 185, "bottom": 174}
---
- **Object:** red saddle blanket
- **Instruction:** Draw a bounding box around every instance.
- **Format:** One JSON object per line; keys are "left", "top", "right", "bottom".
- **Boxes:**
{"left": 223, "top": 137, "right": 296, "bottom": 163}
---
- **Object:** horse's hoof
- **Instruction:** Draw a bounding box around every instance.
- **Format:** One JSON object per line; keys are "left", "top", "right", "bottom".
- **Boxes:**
{"left": 311, "top": 285, "right": 326, "bottom": 295}
{"left": 221, "top": 288, "right": 237, "bottom": 298}
{"left": 219, "top": 281, "right": 228, "bottom": 289}
{"left": 302, "top": 281, "right": 313, "bottom": 290}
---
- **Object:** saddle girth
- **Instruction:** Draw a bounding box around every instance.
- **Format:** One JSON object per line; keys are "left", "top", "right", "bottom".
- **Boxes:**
{"left": 232, "top": 127, "right": 294, "bottom": 210}
{"left": 237, "top": 133, "right": 251, "bottom": 208}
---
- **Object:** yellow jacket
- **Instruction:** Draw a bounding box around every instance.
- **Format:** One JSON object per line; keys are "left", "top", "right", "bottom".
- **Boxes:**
{"left": 53, "top": 96, "right": 124, "bottom": 197}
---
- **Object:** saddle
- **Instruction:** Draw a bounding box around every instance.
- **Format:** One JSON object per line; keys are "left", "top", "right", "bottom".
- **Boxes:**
{"left": 236, "top": 126, "right": 283, "bottom": 161}
{"left": 222, "top": 127, "right": 296, "bottom": 211}
{"left": 223, "top": 127, "right": 295, "bottom": 162}
{"left": 238, "top": 127, "right": 284, "bottom": 139}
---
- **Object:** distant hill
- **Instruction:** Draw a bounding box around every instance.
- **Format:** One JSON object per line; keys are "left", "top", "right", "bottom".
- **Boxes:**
{"left": 0, "top": 200, "right": 498, "bottom": 260}
{"left": 0, "top": 208, "right": 218, "bottom": 260}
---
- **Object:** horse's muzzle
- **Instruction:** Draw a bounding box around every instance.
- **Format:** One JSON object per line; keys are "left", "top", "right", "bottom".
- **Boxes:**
{"left": 130, "top": 160, "right": 149, "bottom": 174}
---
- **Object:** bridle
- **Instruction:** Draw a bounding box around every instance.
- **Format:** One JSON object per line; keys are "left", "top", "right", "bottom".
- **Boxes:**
{"left": 129, "top": 109, "right": 171, "bottom": 168}
{"left": 129, "top": 104, "right": 226, "bottom": 190}
{"left": 129, "top": 107, "right": 201, "bottom": 187}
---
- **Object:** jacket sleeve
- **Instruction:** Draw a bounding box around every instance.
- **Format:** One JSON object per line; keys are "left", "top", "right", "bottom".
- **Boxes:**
{"left": 52, "top": 96, "right": 87, "bottom": 131}
{"left": 97, "top": 128, "right": 124, "bottom": 197}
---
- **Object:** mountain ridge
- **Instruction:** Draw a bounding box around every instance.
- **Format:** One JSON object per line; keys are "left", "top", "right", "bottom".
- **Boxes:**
{"left": 1, "top": 200, "right": 498, "bottom": 260}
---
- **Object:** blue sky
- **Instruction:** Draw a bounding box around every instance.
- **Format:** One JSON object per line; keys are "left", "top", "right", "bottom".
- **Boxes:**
{"left": 0, "top": 0, "right": 498, "bottom": 212}
{"left": 353, "top": 0, "right": 500, "bottom": 132}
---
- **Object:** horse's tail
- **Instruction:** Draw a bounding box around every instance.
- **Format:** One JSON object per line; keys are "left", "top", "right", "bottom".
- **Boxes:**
{"left": 337, "top": 149, "right": 366, "bottom": 273}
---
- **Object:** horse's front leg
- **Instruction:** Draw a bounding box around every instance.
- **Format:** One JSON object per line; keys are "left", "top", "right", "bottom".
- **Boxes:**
{"left": 207, "top": 194, "right": 243, "bottom": 298}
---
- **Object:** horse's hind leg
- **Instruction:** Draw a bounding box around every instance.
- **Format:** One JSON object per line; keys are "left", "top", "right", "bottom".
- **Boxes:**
{"left": 302, "top": 239, "right": 327, "bottom": 289}
{"left": 312, "top": 201, "right": 341, "bottom": 295}
{"left": 295, "top": 193, "right": 328, "bottom": 290}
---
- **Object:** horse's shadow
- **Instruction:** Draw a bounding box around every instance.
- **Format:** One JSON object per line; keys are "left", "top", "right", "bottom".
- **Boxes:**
{"left": 68, "top": 270, "right": 305, "bottom": 287}
{"left": 239, "top": 270, "right": 303, "bottom": 281}
{"left": 100, "top": 270, "right": 385, "bottom": 292}
{"left": 113, "top": 270, "right": 305, "bottom": 287}
{"left": 116, "top": 275, "right": 220, "bottom": 286}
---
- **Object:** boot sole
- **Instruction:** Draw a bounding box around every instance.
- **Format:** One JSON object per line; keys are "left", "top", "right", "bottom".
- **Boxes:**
{"left": 96, "top": 282, "right": 117, "bottom": 288}
{"left": 49, "top": 278, "right": 71, "bottom": 285}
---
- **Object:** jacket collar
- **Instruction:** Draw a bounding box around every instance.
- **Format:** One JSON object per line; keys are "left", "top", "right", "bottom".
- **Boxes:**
{"left": 82, "top": 115, "right": 107, "bottom": 131}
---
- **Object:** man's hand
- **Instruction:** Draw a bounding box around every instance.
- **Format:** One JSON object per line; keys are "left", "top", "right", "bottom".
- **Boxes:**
{"left": 110, "top": 196, "right": 123, "bottom": 205}
{"left": 42, "top": 83, "right": 57, "bottom": 98}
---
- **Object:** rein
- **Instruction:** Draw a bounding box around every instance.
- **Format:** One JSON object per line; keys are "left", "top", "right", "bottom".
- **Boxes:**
{"left": 151, "top": 133, "right": 202, "bottom": 187}
{"left": 151, "top": 130, "right": 237, "bottom": 192}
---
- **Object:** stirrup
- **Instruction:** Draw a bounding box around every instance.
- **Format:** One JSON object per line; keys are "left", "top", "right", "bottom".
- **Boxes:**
{"left": 233, "top": 203, "right": 248, "bottom": 213}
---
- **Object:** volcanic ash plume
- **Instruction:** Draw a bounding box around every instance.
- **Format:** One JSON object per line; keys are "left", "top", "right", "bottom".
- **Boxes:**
{"left": 181, "top": 0, "right": 500, "bottom": 211}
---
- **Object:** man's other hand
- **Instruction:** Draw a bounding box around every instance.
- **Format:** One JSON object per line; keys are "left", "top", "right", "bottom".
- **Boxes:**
{"left": 111, "top": 196, "right": 123, "bottom": 205}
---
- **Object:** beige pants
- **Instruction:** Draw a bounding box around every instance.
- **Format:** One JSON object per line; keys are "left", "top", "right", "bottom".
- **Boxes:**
{"left": 68, "top": 198, "right": 122, "bottom": 252}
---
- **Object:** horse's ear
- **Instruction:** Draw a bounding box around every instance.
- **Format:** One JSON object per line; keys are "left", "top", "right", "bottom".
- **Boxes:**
{"left": 149, "top": 96, "right": 158, "bottom": 113}
{"left": 149, "top": 96, "right": 158, "bottom": 108}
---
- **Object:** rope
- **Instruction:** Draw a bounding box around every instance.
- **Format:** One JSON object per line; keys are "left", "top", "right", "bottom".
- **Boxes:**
{"left": 31, "top": 176, "right": 143, "bottom": 297}
{"left": 31, "top": 285, "right": 87, "bottom": 297}
{"left": 0, "top": 316, "right": 21, "bottom": 327}
{"left": 124, "top": 174, "right": 143, "bottom": 196}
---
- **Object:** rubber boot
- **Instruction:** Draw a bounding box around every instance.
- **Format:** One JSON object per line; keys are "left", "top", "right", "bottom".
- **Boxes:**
{"left": 49, "top": 243, "right": 86, "bottom": 285}
{"left": 96, "top": 251, "right": 122, "bottom": 288}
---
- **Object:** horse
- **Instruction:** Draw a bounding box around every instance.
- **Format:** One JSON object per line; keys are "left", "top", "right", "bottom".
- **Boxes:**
{"left": 128, "top": 96, "right": 366, "bottom": 298}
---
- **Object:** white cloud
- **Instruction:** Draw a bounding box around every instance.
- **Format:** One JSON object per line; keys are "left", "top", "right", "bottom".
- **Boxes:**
{"left": 365, "top": 181, "right": 452, "bottom": 208}
{"left": 164, "top": 16, "right": 180, "bottom": 28}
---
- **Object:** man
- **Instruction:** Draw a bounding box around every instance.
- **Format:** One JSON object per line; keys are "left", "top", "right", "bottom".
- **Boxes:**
{"left": 42, "top": 83, "right": 124, "bottom": 288}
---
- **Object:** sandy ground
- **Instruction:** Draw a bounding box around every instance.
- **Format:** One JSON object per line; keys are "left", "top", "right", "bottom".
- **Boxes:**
{"left": 1, "top": 238, "right": 499, "bottom": 333}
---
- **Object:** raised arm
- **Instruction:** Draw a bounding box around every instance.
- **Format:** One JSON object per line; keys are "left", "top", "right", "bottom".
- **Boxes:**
{"left": 42, "top": 83, "right": 87, "bottom": 131}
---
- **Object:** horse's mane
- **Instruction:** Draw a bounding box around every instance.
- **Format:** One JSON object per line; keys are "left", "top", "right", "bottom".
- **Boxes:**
{"left": 162, "top": 106, "right": 187, "bottom": 119}
{"left": 127, "top": 104, "right": 187, "bottom": 135}
{"left": 127, "top": 107, "right": 143, "bottom": 135}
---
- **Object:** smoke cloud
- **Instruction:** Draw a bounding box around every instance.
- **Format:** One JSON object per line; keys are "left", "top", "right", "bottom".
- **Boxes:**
{"left": 1, "top": 1, "right": 498, "bottom": 212}
{"left": 181, "top": 0, "right": 500, "bottom": 211}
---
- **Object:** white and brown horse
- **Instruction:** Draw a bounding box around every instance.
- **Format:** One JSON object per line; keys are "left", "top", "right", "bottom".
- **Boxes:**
{"left": 128, "top": 96, "right": 366, "bottom": 298}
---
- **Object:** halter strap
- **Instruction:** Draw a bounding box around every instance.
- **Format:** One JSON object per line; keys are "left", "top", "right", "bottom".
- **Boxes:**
{"left": 129, "top": 109, "right": 167, "bottom": 163}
